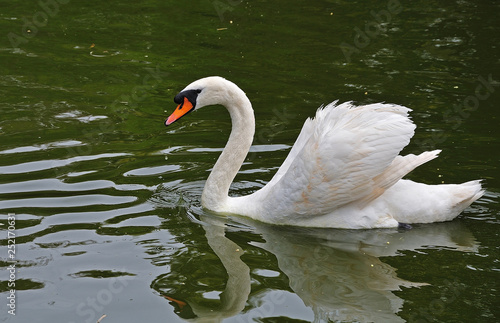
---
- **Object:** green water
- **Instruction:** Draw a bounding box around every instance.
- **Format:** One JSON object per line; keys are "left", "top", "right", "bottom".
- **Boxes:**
{"left": 0, "top": 0, "right": 499, "bottom": 322}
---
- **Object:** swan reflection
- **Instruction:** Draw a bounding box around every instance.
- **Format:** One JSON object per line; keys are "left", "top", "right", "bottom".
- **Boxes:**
{"left": 159, "top": 216, "right": 477, "bottom": 322}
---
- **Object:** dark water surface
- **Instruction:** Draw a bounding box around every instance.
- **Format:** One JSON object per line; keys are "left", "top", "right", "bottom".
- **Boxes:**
{"left": 1, "top": 0, "right": 499, "bottom": 322}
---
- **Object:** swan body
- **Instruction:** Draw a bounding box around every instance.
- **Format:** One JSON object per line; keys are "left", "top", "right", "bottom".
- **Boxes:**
{"left": 165, "top": 76, "right": 483, "bottom": 229}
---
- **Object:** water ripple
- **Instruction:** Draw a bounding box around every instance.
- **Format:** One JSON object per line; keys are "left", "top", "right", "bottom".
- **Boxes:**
{"left": 0, "top": 194, "right": 137, "bottom": 209}
{"left": 0, "top": 140, "right": 84, "bottom": 155}
{"left": 0, "top": 178, "right": 155, "bottom": 194}
{"left": 0, "top": 153, "right": 130, "bottom": 174}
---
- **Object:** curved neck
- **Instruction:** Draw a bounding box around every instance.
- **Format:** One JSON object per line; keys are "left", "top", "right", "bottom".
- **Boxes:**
{"left": 201, "top": 85, "right": 255, "bottom": 211}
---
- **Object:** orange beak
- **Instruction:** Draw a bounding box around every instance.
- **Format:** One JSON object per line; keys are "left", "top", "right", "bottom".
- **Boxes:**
{"left": 165, "top": 97, "right": 194, "bottom": 126}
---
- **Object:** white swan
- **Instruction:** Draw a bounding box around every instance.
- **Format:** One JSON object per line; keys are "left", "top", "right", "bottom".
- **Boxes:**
{"left": 165, "top": 76, "right": 484, "bottom": 229}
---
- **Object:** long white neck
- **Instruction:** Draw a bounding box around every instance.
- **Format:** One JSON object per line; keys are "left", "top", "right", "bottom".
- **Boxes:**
{"left": 201, "top": 83, "right": 255, "bottom": 211}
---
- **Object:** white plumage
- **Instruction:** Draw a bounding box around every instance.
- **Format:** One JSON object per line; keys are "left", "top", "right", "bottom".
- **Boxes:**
{"left": 165, "top": 76, "right": 483, "bottom": 229}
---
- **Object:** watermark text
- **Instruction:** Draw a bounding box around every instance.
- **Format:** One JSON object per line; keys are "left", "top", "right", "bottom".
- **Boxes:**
{"left": 6, "top": 213, "right": 16, "bottom": 316}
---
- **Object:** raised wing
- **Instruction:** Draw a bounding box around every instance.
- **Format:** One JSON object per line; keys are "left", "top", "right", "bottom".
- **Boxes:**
{"left": 257, "top": 101, "right": 418, "bottom": 218}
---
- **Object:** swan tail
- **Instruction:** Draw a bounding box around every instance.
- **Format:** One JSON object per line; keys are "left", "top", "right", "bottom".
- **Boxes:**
{"left": 429, "top": 179, "right": 484, "bottom": 223}
{"left": 388, "top": 179, "right": 484, "bottom": 224}
{"left": 448, "top": 180, "right": 484, "bottom": 216}
{"left": 360, "top": 150, "right": 442, "bottom": 206}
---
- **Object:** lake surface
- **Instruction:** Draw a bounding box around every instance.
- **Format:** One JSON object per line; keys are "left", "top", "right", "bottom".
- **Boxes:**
{"left": 1, "top": 0, "right": 499, "bottom": 322}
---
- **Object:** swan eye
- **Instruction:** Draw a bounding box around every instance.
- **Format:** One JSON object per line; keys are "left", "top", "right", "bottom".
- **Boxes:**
{"left": 174, "top": 89, "right": 200, "bottom": 106}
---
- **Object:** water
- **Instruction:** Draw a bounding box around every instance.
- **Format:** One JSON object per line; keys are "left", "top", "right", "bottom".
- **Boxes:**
{"left": 1, "top": 0, "right": 499, "bottom": 322}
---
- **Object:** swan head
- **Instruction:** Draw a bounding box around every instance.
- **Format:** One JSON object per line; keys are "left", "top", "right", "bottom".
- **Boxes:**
{"left": 165, "top": 76, "right": 241, "bottom": 126}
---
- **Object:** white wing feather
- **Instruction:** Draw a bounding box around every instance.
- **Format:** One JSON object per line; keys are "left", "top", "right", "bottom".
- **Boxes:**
{"left": 256, "top": 101, "right": 419, "bottom": 218}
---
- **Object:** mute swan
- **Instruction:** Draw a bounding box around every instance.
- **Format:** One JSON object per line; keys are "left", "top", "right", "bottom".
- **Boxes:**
{"left": 164, "top": 76, "right": 484, "bottom": 229}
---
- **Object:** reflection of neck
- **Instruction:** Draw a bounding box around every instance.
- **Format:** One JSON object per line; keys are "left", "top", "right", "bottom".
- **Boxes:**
{"left": 201, "top": 85, "right": 255, "bottom": 212}
{"left": 205, "top": 224, "right": 250, "bottom": 313}
{"left": 189, "top": 221, "right": 251, "bottom": 321}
